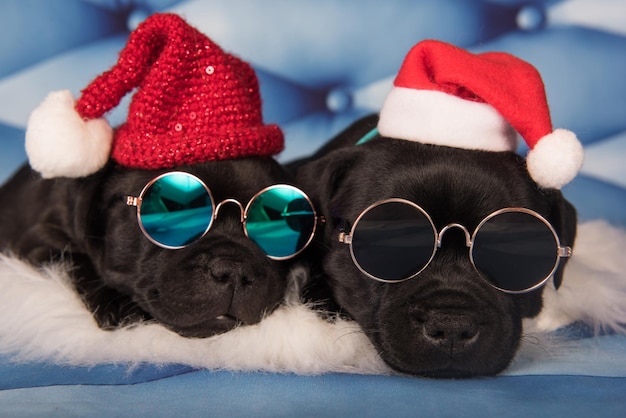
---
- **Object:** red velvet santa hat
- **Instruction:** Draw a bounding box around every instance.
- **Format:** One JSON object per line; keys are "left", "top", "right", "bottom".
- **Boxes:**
{"left": 378, "top": 40, "right": 583, "bottom": 189}
{"left": 25, "top": 13, "right": 283, "bottom": 179}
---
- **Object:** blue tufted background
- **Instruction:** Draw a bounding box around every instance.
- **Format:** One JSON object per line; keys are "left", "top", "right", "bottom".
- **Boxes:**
{"left": 0, "top": 0, "right": 625, "bottom": 416}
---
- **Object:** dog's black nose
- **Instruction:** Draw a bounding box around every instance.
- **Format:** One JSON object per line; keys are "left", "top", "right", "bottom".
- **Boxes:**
{"left": 209, "top": 258, "right": 256, "bottom": 286}
{"left": 423, "top": 312, "right": 479, "bottom": 353}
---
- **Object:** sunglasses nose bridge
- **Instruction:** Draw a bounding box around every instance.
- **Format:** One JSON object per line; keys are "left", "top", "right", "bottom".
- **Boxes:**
{"left": 437, "top": 223, "right": 472, "bottom": 248}
{"left": 215, "top": 199, "right": 245, "bottom": 223}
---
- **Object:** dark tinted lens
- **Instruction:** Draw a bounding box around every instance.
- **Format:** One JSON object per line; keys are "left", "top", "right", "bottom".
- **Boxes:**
{"left": 139, "top": 173, "right": 213, "bottom": 248}
{"left": 351, "top": 201, "right": 436, "bottom": 282}
{"left": 246, "top": 186, "right": 316, "bottom": 259}
{"left": 472, "top": 211, "right": 559, "bottom": 292}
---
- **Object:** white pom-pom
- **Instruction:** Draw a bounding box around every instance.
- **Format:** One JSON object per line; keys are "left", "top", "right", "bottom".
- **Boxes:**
{"left": 25, "top": 90, "right": 113, "bottom": 179}
{"left": 526, "top": 129, "right": 584, "bottom": 189}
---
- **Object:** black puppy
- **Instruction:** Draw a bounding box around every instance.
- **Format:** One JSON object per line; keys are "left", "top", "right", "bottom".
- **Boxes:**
{"left": 295, "top": 115, "right": 577, "bottom": 377}
{"left": 0, "top": 157, "right": 293, "bottom": 338}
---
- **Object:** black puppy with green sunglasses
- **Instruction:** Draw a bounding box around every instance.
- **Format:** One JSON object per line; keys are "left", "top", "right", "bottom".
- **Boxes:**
{"left": 0, "top": 158, "right": 318, "bottom": 338}
{"left": 293, "top": 115, "right": 577, "bottom": 378}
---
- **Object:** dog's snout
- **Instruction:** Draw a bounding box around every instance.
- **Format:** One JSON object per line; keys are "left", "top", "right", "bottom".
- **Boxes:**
{"left": 423, "top": 312, "right": 479, "bottom": 353}
{"left": 209, "top": 258, "right": 256, "bottom": 286}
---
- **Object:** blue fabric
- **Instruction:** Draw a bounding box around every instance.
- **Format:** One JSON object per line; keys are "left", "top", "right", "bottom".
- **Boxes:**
{"left": 0, "top": 124, "right": 25, "bottom": 183}
{"left": 0, "top": 371, "right": 625, "bottom": 418}
{"left": 0, "top": 0, "right": 125, "bottom": 78}
{"left": 0, "top": 0, "right": 625, "bottom": 416}
{"left": 0, "top": 331, "right": 624, "bottom": 416}
{"left": 564, "top": 175, "right": 626, "bottom": 228}
{"left": 0, "top": 358, "right": 194, "bottom": 390}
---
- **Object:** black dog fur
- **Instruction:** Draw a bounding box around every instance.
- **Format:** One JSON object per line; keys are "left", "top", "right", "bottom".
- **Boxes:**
{"left": 293, "top": 115, "right": 577, "bottom": 377}
{"left": 0, "top": 157, "right": 294, "bottom": 338}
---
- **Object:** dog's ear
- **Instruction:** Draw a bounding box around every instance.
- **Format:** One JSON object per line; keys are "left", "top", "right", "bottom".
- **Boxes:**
{"left": 313, "top": 113, "right": 380, "bottom": 154}
{"left": 9, "top": 166, "right": 110, "bottom": 264}
{"left": 286, "top": 114, "right": 379, "bottom": 176}
{"left": 308, "top": 114, "right": 380, "bottom": 160}
{"left": 296, "top": 147, "right": 360, "bottom": 224}
{"left": 546, "top": 191, "right": 578, "bottom": 289}
{"left": 294, "top": 114, "right": 378, "bottom": 211}
{"left": 46, "top": 164, "right": 113, "bottom": 259}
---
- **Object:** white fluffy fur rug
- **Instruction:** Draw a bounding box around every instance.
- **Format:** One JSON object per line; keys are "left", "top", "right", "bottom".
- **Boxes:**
{"left": 0, "top": 220, "right": 625, "bottom": 375}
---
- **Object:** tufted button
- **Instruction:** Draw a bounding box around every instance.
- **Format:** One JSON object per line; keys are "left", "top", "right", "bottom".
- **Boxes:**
{"left": 517, "top": 4, "right": 546, "bottom": 31}
{"left": 326, "top": 87, "right": 353, "bottom": 113}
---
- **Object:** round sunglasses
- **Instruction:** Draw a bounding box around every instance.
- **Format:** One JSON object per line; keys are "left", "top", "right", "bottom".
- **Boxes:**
{"left": 126, "top": 171, "right": 319, "bottom": 260}
{"left": 338, "top": 198, "right": 572, "bottom": 293}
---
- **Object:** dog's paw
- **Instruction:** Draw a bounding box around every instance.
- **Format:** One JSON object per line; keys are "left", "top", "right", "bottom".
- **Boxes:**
{"left": 92, "top": 296, "right": 152, "bottom": 330}
{"left": 79, "top": 285, "right": 152, "bottom": 330}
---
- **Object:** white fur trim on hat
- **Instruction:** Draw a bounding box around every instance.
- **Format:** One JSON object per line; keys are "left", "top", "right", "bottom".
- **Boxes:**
{"left": 378, "top": 88, "right": 519, "bottom": 152}
{"left": 25, "top": 90, "right": 113, "bottom": 179}
{"left": 526, "top": 129, "right": 584, "bottom": 189}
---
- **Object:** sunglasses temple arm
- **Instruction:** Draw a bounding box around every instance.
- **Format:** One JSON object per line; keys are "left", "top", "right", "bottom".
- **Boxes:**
{"left": 338, "top": 219, "right": 352, "bottom": 245}
{"left": 338, "top": 231, "right": 352, "bottom": 245}
{"left": 558, "top": 246, "right": 573, "bottom": 258}
{"left": 126, "top": 196, "right": 139, "bottom": 207}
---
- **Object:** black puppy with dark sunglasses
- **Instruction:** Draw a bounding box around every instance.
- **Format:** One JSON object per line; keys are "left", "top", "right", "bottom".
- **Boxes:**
{"left": 0, "top": 158, "right": 317, "bottom": 338}
{"left": 293, "top": 114, "right": 577, "bottom": 377}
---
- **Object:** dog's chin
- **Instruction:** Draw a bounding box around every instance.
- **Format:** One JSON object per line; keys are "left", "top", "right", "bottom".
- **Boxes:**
{"left": 145, "top": 300, "right": 276, "bottom": 339}
{"left": 375, "top": 336, "right": 519, "bottom": 378}
{"left": 166, "top": 314, "right": 243, "bottom": 339}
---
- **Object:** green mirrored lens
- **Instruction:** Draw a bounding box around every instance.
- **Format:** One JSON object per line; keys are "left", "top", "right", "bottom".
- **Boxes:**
{"left": 139, "top": 173, "right": 213, "bottom": 248}
{"left": 246, "top": 186, "right": 315, "bottom": 259}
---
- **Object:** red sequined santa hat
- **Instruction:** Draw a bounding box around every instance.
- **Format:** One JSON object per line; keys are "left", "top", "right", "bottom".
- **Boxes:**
{"left": 25, "top": 13, "right": 283, "bottom": 178}
{"left": 378, "top": 40, "right": 583, "bottom": 189}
